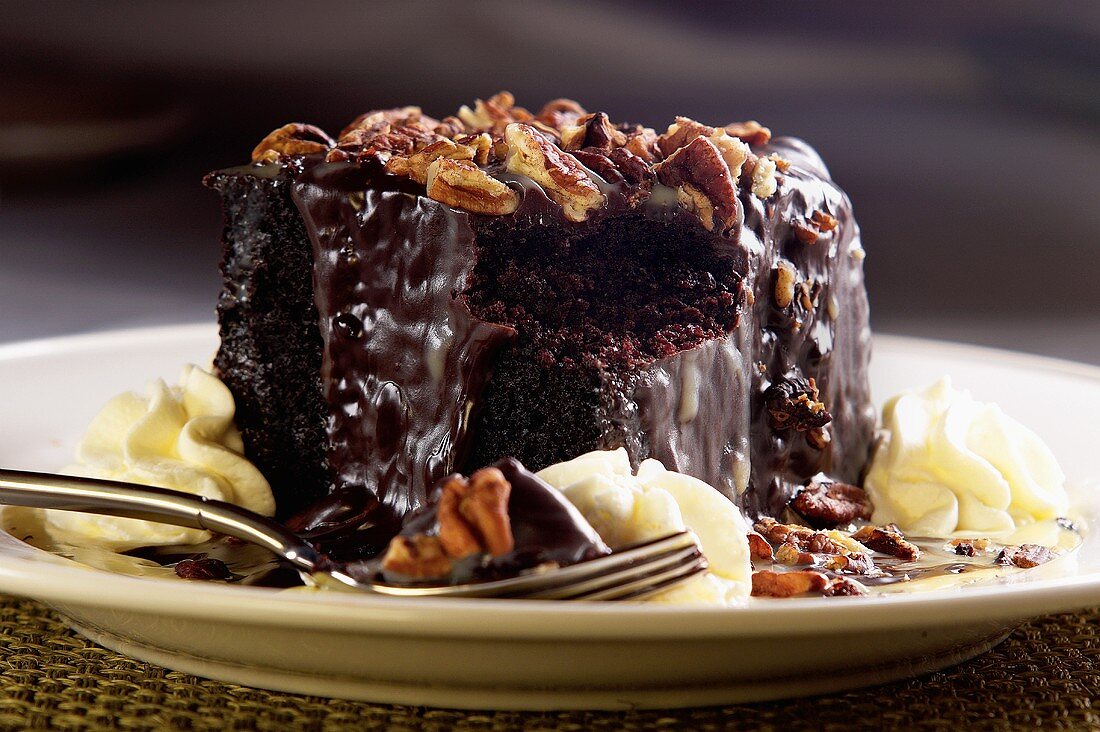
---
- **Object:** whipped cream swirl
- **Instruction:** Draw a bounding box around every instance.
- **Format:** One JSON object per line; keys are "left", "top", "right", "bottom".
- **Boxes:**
{"left": 538, "top": 449, "right": 752, "bottom": 605}
{"left": 46, "top": 365, "right": 274, "bottom": 550}
{"left": 865, "top": 378, "right": 1068, "bottom": 536}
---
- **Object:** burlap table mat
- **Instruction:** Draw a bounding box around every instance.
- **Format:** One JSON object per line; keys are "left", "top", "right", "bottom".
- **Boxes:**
{"left": 0, "top": 598, "right": 1097, "bottom": 731}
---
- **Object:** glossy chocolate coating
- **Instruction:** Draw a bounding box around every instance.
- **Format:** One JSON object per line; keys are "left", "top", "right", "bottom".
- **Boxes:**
{"left": 294, "top": 164, "right": 516, "bottom": 519}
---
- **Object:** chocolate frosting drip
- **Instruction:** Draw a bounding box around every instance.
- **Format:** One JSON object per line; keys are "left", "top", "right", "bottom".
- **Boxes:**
{"left": 293, "top": 163, "right": 516, "bottom": 518}
{"left": 741, "top": 137, "right": 875, "bottom": 515}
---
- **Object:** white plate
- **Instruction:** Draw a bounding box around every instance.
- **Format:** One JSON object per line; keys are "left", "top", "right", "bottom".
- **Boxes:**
{"left": 0, "top": 324, "right": 1098, "bottom": 710}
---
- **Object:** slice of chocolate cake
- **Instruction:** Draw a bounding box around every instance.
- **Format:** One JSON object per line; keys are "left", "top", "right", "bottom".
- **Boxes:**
{"left": 206, "top": 93, "right": 874, "bottom": 525}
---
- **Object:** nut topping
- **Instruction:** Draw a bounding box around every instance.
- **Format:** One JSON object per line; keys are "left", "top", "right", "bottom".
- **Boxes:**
{"left": 747, "top": 155, "right": 778, "bottom": 198}
{"left": 458, "top": 91, "right": 533, "bottom": 134}
{"left": 774, "top": 260, "right": 797, "bottom": 308}
{"left": 655, "top": 136, "right": 740, "bottom": 233}
{"left": 381, "top": 535, "right": 454, "bottom": 579}
{"left": 751, "top": 569, "right": 827, "bottom": 597}
{"left": 763, "top": 376, "right": 832, "bottom": 432}
{"left": 425, "top": 158, "right": 520, "bottom": 216}
{"left": 251, "top": 123, "right": 334, "bottom": 163}
{"left": 851, "top": 524, "right": 921, "bottom": 561}
{"left": 789, "top": 477, "right": 873, "bottom": 529}
{"left": 724, "top": 120, "right": 772, "bottom": 146}
{"left": 561, "top": 112, "right": 627, "bottom": 152}
{"left": 996, "top": 544, "right": 1055, "bottom": 568}
{"left": 381, "top": 466, "right": 516, "bottom": 580}
{"left": 504, "top": 122, "right": 606, "bottom": 222}
{"left": 385, "top": 134, "right": 493, "bottom": 185}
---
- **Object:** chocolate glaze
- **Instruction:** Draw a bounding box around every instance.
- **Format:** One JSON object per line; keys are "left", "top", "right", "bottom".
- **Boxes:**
{"left": 293, "top": 164, "right": 516, "bottom": 519}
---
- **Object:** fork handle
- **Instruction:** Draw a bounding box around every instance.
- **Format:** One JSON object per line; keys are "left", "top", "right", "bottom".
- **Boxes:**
{"left": 0, "top": 469, "right": 323, "bottom": 574}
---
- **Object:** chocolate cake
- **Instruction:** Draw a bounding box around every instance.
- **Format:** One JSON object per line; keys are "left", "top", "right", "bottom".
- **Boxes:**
{"left": 205, "top": 93, "right": 875, "bottom": 529}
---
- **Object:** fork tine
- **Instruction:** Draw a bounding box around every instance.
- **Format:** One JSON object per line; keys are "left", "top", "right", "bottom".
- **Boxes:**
{"left": 574, "top": 556, "right": 710, "bottom": 601}
{"left": 519, "top": 545, "right": 707, "bottom": 600}
{"left": 364, "top": 531, "right": 700, "bottom": 599}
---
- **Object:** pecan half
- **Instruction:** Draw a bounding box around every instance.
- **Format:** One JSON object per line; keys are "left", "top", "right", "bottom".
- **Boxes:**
{"left": 251, "top": 123, "right": 334, "bottom": 163}
{"left": 851, "top": 524, "right": 921, "bottom": 561}
{"left": 724, "top": 120, "right": 772, "bottom": 146}
{"left": 622, "top": 127, "right": 660, "bottom": 162}
{"left": 459, "top": 467, "right": 515, "bottom": 556}
{"left": 425, "top": 158, "right": 520, "bottom": 216}
{"left": 535, "top": 98, "right": 587, "bottom": 130}
{"left": 763, "top": 376, "right": 832, "bottom": 432}
{"left": 504, "top": 123, "right": 606, "bottom": 222}
{"left": 789, "top": 477, "right": 873, "bottom": 529}
{"left": 996, "top": 544, "right": 1055, "bottom": 568}
{"left": 655, "top": 136, "right": 740, "bottom": 233}
{"left": 381, "top": 535, "right": 454, "bottom": 579}
{"left": 385, "top": 134, "right": 491, "bottom": 185}
{"left": 658, "top": 117, "right": 750, "bottom": 178}
{"left": 561, "top": 112, "right": 627, "bottom": 152}
{"left": 751, "top": 569, "right": 828, "bottom": 597}
{"left": 747, "top": 532, "right": 774, "bottom": 561}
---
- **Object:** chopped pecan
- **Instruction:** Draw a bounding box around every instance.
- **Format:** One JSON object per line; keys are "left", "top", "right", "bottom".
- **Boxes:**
{"left": 425, "top": 158, "right": 520, "bottom": 216}
{"left": 655, "top": 136, "right": 740, "bottom": 233}
{"left": 997, "top": 544, "right": 1055, "bottom": 568}
{"left": 751, "top": 570, "right": 827, "bottom": 597}
{"left": 768, "top": 152, "right": 792, "bottom": 172}
{"left": 792, "top": 220, "right": 819, "bottom": 245}
{"left": 747, "top": 155, "right": 778, "bottom": 198}
{"left": 747, "top": 532, "right": 774, "bottom": 561}
{"left": 504, "top": 123, "right": 605, "bottom": 222}
{"left": 622, "top": 127, "right": 660, "bottom": 162}
{"left": 251, "top": 123, "right": 334, "bottom": 163}
{"left": 608, "top": 147, "right": 656, "bottom": 188}
{"left": 775, "top": 542, "right": 813, "bottom": 566}
{"left": 774, "top": 260, "right": 797, "bottom": 308}
{"left": 381, "top": 535, "right": 454, "bottom": 579}
{"left": 561, "top": 112, "right": 627, "bottom": 152}
{"left": 535, "top": 98, "right": 587, "bottom": 129}
{"left": 724, "top": 120, "right": 772, "bottom": 146}
{"left": 570, "top": 150, "right": 625, "bottom": 185}
{"left": 806, "top": 426, "right": 831, "bottom": 450}
{"left": 435, "top": 115, "right": 467, "bottom": 138}
{"left": 458, "top": 91, "right": 532, "bottom": 134}
{"left": 339, "top": 106, "right": 430, "bottom": 139}
{"left": 385, "top": 134, "right": 493, "bottom": 184}
{"left": 330, "top": 117, "right": 441, "bottom": 164}
{"left": 764, "top": 376, "right": 832, "bottom": 432}
{"left": 789, "top": 476, "right": 873, "bottom": 529}
{"left": 793, "top": 209, "right": 840, "bottom": 245}
{"left": 823, "top": 577, "right": 868, "bottom": 597}
{"left": 812, "top": 210, "right": 839, "bottom": 231}
{"left": 950, "top": 538, "right": 992, "bottom": 557}
{"left": 851, "top": 525, "right": 921, "bottom": 561}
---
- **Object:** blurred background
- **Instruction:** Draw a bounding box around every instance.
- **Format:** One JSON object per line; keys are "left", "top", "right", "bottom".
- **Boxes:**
{"left": 1, "top": 1, "right": 1097, "bottom": 362}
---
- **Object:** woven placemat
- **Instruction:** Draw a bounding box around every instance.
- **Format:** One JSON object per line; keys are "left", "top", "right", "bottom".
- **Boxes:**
{"left": 0, "top": 598, "right": 1097, "bottom": 731}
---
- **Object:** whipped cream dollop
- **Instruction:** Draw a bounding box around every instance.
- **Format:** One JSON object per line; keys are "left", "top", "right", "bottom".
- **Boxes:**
{"left": 537, "top": 449, "right": 752, "bottom": 605}
{"left": 865, "top": 377, "right": 1068, "bottom": 537}
{"left": 46, "top": 365, "right": 274, "bottom": 551}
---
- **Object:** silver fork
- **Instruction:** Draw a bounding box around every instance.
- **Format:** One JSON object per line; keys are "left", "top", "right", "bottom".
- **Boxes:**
{"left": 0, "top": 469, "right": 708, "bottom": 601}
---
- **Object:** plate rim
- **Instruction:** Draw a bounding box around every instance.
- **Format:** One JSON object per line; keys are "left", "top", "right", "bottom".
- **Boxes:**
{"left": 1, "top": 323, "right": 1099, "bottom": 640}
